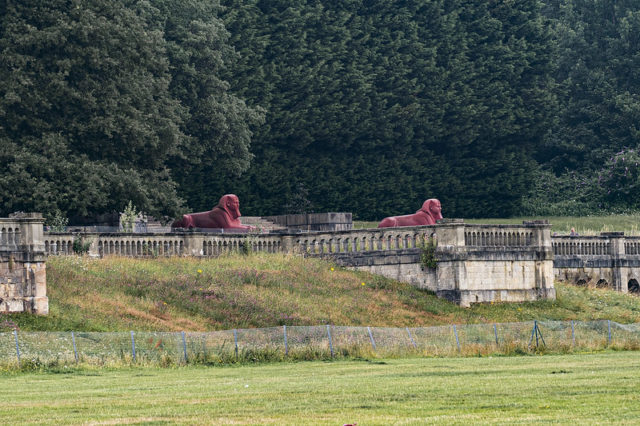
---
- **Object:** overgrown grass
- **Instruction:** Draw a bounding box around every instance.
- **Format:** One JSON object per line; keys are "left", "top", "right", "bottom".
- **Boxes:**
{"left": 0, "top": 352, "right": 639, "bottom": 424}
{"left": 355, "top": 213, "right": 640, "bottom": 235}
{"left": 4, "top": 254, "right": 640, "bottom": 332}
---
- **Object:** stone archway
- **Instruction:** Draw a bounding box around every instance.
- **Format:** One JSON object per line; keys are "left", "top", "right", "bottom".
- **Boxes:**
{"left": 629, "top": 279, "right": 640, "bottom": 294}
{"left": 596, "top": 279, "right": 609, "bottom": 288}
{"left": 576, "top": 279, "right": 588, "bottom": 287}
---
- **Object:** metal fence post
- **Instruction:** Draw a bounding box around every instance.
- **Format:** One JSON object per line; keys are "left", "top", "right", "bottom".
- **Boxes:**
{"left": 283, "top": 325, "right": 288, "bottom": 356}
{"left": 130, "top": 331, "right": 136, "bottom": 362}
{"left": 406, "top": 327, "right": 417, "bottom": 349}
{"left": 71, "top": 331, "right": 78, "bottom": 363}
{"left": 13, "top": 329, "right": 20, "bottom": 366}
{"left": 181, "top": 331, "right": 188, "bottom": 363}
{"left": 529, "top": 321, "right": 536, "bottom": 347}
{"left": 453, "top": 325, "right": 461, "bottom": 352}
{"left": 367, "top": 326, "right": 377, "bottom": 351}
{"left": 571, "top": 320, "right": 575, "bottom": 346}
{"left": 233, "top": 329, "right": 238, "bottom": 359}
{"left": 493, "top": 324, "right": 499, "bottom": 346}
{"left": 201, "top": 334, "right": 207, "bottom": 361}
{"left": 607, "top": 320, "right": 612, "bottom": 345}
{"left": 529, "top": 320, "right": 545, "bottom": 348}
{"left": 326, "top": 325, "right": 334, "bottom": 358}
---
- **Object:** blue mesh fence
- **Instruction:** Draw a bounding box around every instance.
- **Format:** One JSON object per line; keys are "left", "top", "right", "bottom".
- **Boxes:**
{"left": 2, "top": 320, "right": 640, "bottom": 367}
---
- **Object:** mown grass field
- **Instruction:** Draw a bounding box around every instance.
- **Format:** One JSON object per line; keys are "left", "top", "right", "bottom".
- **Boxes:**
{"left": 4, "top": 254, "right": 640, "bottom": 332}
{"left": 355, "top": 213, "right": 640, "bottom": 235}
{"left": 0, "top": 352, "right": 638, "bottom": 424}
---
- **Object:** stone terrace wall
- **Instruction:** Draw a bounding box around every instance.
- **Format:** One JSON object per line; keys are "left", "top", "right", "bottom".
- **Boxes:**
{"left": 41, "top": 220, "right": 556, "bottom": 307}
{"left": 0, "top": 214, "right": 48, "bottom": 314}
{"left": 44, "top": 226, "right": 431, "bottom": 258}
{"left": 329, "top": 220, "right": 555, "bottom": 307}
{"left": 553, "top": 232, "right": 640, "bottom": 292}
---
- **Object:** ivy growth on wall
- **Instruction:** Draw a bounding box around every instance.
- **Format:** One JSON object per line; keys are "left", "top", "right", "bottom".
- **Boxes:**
{"left": 420, "top": 236, "right": 438, "bottom": 270}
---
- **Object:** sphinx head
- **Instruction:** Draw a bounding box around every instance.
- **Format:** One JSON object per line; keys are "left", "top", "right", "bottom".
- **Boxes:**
{"left": 421, "top": 199, "right": 442, "bottom": 221}
{"left": 218, "top": 194, "right": 241, "bottom": 219}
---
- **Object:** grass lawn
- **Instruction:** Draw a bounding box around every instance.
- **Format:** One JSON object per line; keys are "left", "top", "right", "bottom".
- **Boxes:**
{"left": 1, "top": 351, "right": 639, "bottom": 424}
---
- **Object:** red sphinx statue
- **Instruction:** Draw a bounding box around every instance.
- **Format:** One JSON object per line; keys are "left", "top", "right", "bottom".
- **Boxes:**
{"left": 378, "top": 199, "right": 443, "bottom": 228}
{"left": 171, "top": 194, "right": 254, "bottom": 230}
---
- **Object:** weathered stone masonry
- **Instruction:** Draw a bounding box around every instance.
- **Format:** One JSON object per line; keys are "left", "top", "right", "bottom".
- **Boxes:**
{"left": 330, "top": 220, "right": 555, "bottom": 307}
{"left": 0, "top": 213, "right": 48, "bottom": 314}
{"left": 553, "top": 232, "right": 640, "bottom": 292}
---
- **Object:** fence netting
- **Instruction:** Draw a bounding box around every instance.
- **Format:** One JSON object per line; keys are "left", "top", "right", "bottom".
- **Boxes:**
{"left": 1, "top": 320, "right": 638, "bottom": 367}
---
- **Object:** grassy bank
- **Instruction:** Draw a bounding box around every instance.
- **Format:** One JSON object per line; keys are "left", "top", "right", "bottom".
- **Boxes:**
{"left": 355, "top": 213, "right": 640, "bottom": 235}
{"left": 0, "top": 352, "right": 638, "bottom": 424}
{"left": 3, "top": 254, "right": 640, "bottom": 332}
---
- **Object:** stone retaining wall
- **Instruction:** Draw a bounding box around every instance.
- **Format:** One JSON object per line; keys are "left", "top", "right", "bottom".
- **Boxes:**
{"left": 553, "top": 232, "right": 640, "bottom": 292}
{"left": 0, "top": 213, "right": 48, "bottom": 314}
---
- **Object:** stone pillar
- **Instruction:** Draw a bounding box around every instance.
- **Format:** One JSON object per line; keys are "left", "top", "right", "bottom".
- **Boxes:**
{"left": 435, "top": 219, "right": 466, "bottom": 249}
{"left": 16, "top": 213, "right": 45, "bottom": 252}
{"left": 604, "top": 232, "right": 626, "bottom": 291}
{"left": 434, "top": 219, "right": 467, "bottom": 305}
{"left": 2, "top": 213, "right": 48, "bottom": 315}
{"left": 523, "top": 221, "right": 555, "bottom": 299}
{"left": 523, "top": 220, "right": 552, "bottom": 250}
{"left": 87, "top": 234, "right": 101, "bottom": 257}
{"left": 183, "top": 232, "right": 205, "bottom": 256}
{"left": 281, "top": 235, "right": 295, "bottom": 254}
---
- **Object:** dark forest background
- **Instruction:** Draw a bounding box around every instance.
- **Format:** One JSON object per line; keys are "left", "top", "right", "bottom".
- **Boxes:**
{"left": 2, "top": 0, "right": 640, "bottom": 222}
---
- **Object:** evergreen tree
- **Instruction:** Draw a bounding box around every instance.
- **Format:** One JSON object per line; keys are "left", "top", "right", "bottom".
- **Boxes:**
{"left": 0, "top": 0, "right": 260, "bottom": 220}
{"left": 211, "top": 0, "right": 556, "bottom": 219}
{"left": 541, "top": 0, "right": 640, "bottom": 174}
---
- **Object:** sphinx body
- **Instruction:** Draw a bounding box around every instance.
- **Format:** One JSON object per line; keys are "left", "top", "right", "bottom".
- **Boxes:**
{"left": 378, "top": 199, "right": 443, "bottom": 228}
{"left": 171, "top": 194, "right": 253, "bottom": 230}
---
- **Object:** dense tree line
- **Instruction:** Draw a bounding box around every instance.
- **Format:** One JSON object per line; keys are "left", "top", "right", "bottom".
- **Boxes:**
{"left": 532, "top": 0, "right": 640, "bottom": 214}
{"left": 0, "top": 0, "right": 262, "bottom": 221}
{"left": 1, "top": 0, "right": 640, "bottom": 221}
{"left": 209, "top": 0, "right": 556, "bottom": 219}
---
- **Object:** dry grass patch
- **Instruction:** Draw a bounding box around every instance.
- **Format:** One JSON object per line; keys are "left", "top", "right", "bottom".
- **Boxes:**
{"left": 5, "top": 253, "right": 640, "bottom": 333}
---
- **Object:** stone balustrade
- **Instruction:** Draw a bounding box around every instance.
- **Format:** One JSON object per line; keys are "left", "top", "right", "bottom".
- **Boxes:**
{"left": 552, "top": 232, "right": 640, "bottom": 292}
{"left": 41, "top": 217, "right": 559, "bottom": 258}
{"left": 464, "top": 228, "right": 534, "bottom": 247}
{"left": 0, "top": 223, "right": 21, "bottom": 249}
{"left": 43, "top": 227, "right": 438, "bottom": 257}
{"left": 291, "top": 226, "right": 434, "bottom": 255}
{"left": 553, "top": 236, "right": 611, "bottom": 256}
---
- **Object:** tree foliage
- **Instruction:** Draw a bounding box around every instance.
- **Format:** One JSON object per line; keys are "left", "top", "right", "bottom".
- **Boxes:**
{"left": 541, "top": 0, "right": 640, "bottom": 175}
{"left": 0, "top": 0, "right": 260, "bottom": 220}
{"left": 193, "top": 0, "right": 555, "bottom": 219}
{"left": 4, "top": 0, "right": 640, "bottom": 221}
